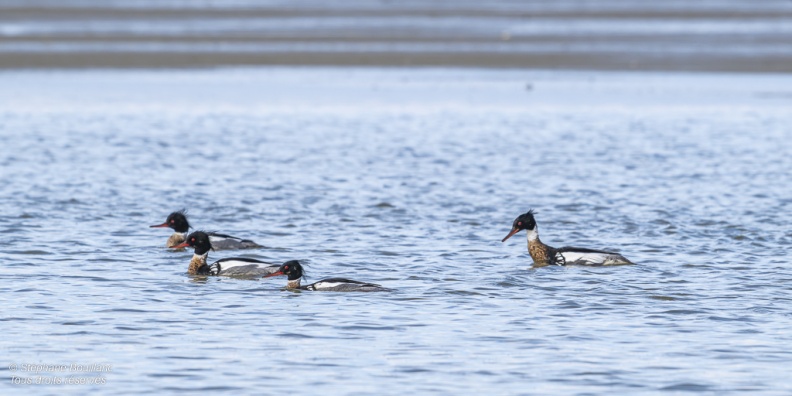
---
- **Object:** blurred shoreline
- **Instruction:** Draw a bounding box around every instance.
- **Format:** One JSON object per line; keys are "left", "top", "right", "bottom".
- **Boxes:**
{"left": 1, "top": 1, "right": 791, "bottom": 72}
{"left": 4, "top": 51, "right": 792, "bottom": 73}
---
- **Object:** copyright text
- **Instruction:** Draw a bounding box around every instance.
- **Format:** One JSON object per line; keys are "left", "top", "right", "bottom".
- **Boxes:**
{"left": 8, "top": 362, "right": 111, "bottom": 386}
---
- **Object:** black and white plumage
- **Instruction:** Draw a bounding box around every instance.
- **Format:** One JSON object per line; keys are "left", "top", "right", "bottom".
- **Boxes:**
{"left": 502, "top": 209, "right": 633, "bottom": 267}
{"left": 150, "top": 210, "right": 261, "bottom": 250}
{"left": 205, "top": 233, "right": 262, "bottom": 250}
{"left": 173, "top": 231, "right": 279, "bottom": 276}
{"left": 263, "top": 261, "right": 390, "bottom": 292}
{"left": 201, "top": 257, "right": 280, "bottom": 277}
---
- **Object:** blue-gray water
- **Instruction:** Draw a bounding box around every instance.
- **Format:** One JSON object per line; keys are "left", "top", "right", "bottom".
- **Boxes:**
{"left": 2, "top": 0, "right": 791, "bottom": 71}
{"left": 2, "top": 68, "right": 792, "bottom": 395}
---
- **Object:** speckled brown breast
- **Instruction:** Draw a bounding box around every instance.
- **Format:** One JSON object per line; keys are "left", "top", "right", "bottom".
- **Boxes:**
{"left": 287, "top": 279, "right": 302, "bottom": 289}
{"left": 188, "top": 255, "right": 207, "bottom": 275}
{"left": 528, "top": 239, "right": 551, "bottom": 267}
{"left": 167, "top": 233, "right": 186, "bottom": 248}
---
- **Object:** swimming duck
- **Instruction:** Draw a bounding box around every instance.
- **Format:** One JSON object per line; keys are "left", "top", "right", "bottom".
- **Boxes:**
{"left": 150, "top": 210, "right": 261, "bottom": 250}
{"left": 502, "top": 210, "right": 632, "bottom": 266}
{"left": 263, "top": 261, "right": 390, "bottom": 292}
{"left": 172, "top": 231, "right": 279, "bottom": 276}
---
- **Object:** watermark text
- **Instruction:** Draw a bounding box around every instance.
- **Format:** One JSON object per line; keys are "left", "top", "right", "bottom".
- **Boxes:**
{"left": 8, "top": 362, "right": 111, "bottom": 386}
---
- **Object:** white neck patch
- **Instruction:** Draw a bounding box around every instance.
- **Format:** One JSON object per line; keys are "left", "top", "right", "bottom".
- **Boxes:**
{"left": 525, "top": 228, "right": 539, "bottom": 241}
{"left": 287, "top": 279, "right": 301, "bottom": 289}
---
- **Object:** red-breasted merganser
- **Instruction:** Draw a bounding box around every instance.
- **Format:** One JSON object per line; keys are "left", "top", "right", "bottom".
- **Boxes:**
{"left": 150, "top": 210, "right": 261, "bottom": 250}
{"left": 501, "top": 210, "right": 632, "bottom": 267}
{"left": 263, "top": 261, "right": 390, "bottom": 292}
{"left": 172, "top": 231, "right": 279, "bottom": 276}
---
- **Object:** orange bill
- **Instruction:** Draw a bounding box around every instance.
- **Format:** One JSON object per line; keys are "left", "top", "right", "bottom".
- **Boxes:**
{"left": 501, "top": 228, "right": 520, "bottom": 243}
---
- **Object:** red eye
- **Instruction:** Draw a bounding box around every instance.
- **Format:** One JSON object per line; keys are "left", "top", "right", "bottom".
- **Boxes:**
{"left": 284, "top": 266, "right": 289, "bottom": 270}
{"left": 191, "top": 238, "right": 195, "bottom": 242}
{"left": 170, "top": 220, "right": 175, "bottom": 223}
{"left": 518, "top": 222, "right": 522, "bottom": 226}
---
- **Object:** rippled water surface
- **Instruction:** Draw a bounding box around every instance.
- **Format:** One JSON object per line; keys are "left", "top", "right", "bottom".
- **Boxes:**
{"left": 2, "top": 68, "right": 792, "bottom": 394}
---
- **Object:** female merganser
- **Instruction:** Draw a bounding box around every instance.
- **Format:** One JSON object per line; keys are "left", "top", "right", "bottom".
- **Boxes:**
{"left": 172, "top": 231, "right": 279, "bottom": 276}
{"left": 501, "top": 210, "right": 632, "bottom": 267}
{"left": 150, "top": 210, "right": 261, "bottom": 250}
{"left": 263, "top": 261, "right": 390, "bottom": 292}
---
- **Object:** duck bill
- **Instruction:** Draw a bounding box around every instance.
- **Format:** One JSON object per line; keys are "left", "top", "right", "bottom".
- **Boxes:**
{"left": 263, "top": 271, "right": 284, "bottom": 278}
{"left": 149, "top": 222, "right": 170, "bottom": 228}
{"left": 171, "top": 242, "right": 190, "bottom": 249}
{"left": 501, "top": 228, "right": 521, "bottom": 243}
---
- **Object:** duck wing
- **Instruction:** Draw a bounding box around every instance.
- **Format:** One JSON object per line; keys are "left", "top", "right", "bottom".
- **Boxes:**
{"left": 210, "top": 257, "right": 279, "bottom": 276}
{"left": 553, "top": 246, "right": 631, "bottom": 266}
{"left": 302, "top": 278, "right": 389, "bottom": 292}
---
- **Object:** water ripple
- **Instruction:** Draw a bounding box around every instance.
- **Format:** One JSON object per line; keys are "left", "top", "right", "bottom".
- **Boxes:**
{"left": 2, "top": 69, "right": 792, "bottom": 395}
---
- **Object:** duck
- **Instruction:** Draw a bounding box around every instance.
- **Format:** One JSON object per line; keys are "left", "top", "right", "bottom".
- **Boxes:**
{"left": 501, "top": 209, "right": 632, "bottom": 267}
{"left": 172, "top": 231, "right": 279, "bottom": 276}
{"left": 150, "top": 210, "right": 261, "bottom": 250}
{"left": 263, "top": 261, "right": 390, "bottom": 292}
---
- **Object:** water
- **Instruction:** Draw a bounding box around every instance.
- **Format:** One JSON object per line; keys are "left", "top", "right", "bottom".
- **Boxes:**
{"left": 2, "top": 0, "right": 791, "bottom": 71}
{"left": 2, "top": 68, "right": 792, "bottom": 395}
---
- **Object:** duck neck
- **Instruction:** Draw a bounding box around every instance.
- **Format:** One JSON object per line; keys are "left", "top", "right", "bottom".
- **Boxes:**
{"left": 287, "top": 278, "right": 302, "bottom": 289}
{"left": 167, "top": 232, "right": 186, "bottom": 248}
{"left": 526, "top": 228, "right": 551, "bottom": 266}
{"left": 188, "top": 253, "right": 208, "bottom": 275}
